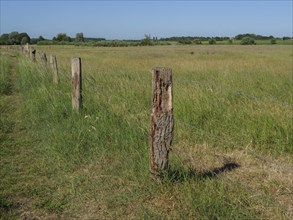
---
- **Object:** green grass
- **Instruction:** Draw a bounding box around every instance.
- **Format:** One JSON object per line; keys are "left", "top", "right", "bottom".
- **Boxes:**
{"left": 0, "top": 56, "right": 14, "bottom": 96}
{"left": 1, "top": 45, "right": 292, "bottom": 219}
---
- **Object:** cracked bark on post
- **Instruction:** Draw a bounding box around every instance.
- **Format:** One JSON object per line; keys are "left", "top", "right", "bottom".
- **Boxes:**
{"left": 71, "top": 58, "right": 82, "bottom": 111}
{"left": 50, "top": 55, "right": 59, "bottom": 84}
{"left": 150, "top": 67, "right": 174, "bottom": 181}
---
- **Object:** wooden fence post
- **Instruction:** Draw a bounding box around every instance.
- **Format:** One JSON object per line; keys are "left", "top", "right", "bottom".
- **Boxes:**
{"left": 24, "top": 43, "right": 29, "bottom": 56}
{"left": 50, "top": 55, "right": 59, "bottom": 84}
{"left": 150, "top": 67, "right": 174, "bottom": 181}
{"left": 30, "top": 48, "right": 36, "bottom": 62}
{"left": 71, "top": 58, "right": 82, "bottom": 111}
{"left": 40, "top": 52, "right": 47, "bottom": 65}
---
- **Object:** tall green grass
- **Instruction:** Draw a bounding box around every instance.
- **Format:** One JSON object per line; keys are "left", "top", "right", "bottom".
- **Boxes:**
{"left": 1, "top": 45, "right": 292, "bottom": 219}
{"left": 33, "top": 45, "right": 292, "bottom": 157}
{"left": 10, "top": 55, "right": 257, "bottom": 218}
{"left": 44, "top": 45, "right": 293, "bottom": 154}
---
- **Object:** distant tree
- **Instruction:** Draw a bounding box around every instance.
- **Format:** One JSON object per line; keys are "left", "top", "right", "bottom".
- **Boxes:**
{"left": 55, "top": 33, "right": 71, "bottom": 42}
{"left": 19, "top": 32, "right": 30, "bottom": 45}
{"left": 0, "top": 34, "right": 9, "bottom": 45}
{"left": 240, "top": 37, "right": 256, "bottom": 45}
{"left": 235, "top": 33, "right": 257, "bottom": 40}
{"left": 30, "top": 38, "right": 38, "bottom": 44}
{"left": 140, "top": 34, "right": 153, "bottom": 46}
{"left": 235, "top": 33, "right": 276, "bottom": 41}
{"left": 8, "top": 32, "right": 20, "bottom": 44}
{"left": 0, "top": 32, "right": 31, "bottom": 45}
{"left": 38, "top": 36, "right": 45, "bottom": 41}
{"left": 75, "top": 32, "right": 84, "bottom": 42}
{"left": 21, "top": 36, "right": 30, "bottom": 45}
{"left": 29, "top": 36, "right": 45, "bottom": 45}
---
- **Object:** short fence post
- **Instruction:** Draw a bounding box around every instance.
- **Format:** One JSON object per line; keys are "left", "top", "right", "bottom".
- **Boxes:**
{"left": 30, "top": 48, "right": 36, "bottom": 62}
{"left": 40, "top": 52, "right": 47, "bottom": 65}
{"left": 150, "top": 67, "right": 174, "bottom": 181}
{"left": 71, "top": 58, "right": 82, "bottom": 111}
{"left": 24, "top": 43, "right": 29, "bottom": 56}
{"left": 50, "top": 55, "right": 59, "bottom": 84}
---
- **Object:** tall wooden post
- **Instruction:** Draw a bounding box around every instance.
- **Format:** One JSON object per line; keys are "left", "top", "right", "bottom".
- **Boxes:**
{"left": 71, "top": 58, "right": 82, "bottom": 111}
{"left": 50, "top": 55, "right": 59, "bottom": 84}
{"left": 40, "top": 52, "right": 47, "bottom": 65}
{"left": 150, "top": 67, "right": 174, "bottom": 181}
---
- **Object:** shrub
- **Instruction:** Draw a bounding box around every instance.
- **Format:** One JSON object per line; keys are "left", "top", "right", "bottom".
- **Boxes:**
{"left": 209, "top": 38, "right": 216, "bottom": 45}
{"left": 179, "top": 39, "right": 192, "bottom": 45}
{"left": 140, "top": 35, "right": 153, "bottom": 46}
{"left": 240, "top": 37, "right": 256, "bottom": 45}
{"left": 270, "top": 38, "right": 277, "bottom": 44}
{"left": 54, "top": 33, "right": 71, "bottom": 42}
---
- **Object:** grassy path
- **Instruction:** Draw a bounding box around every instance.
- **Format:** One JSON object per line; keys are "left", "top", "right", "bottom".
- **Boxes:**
{"left": 0, "top": 52, "right": 25, "bottom": 218}
{"left": 0, "top": 52, "right": 46, "bottom": 219}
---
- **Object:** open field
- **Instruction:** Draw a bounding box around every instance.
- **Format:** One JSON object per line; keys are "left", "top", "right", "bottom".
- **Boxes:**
{"left": 1, "top": 45, "right": 292, "bottom": 219}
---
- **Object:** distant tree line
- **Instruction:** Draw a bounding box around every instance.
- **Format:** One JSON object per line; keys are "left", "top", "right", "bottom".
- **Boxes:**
{"left": 234, "top": 33, "right": 286, "bottom": 40}
{"left": 160, "top": 34, "right": 292, "bottom": 42}
{"left": 0, "top": 32, "right": 30, "bottom": 45}
{"left": 0, "top": 32, "right": 106, "bottom": 45}
{"left": 161, "top": 36, "right": 231, "bottom": 42}
{"left": 0, "top": 31, "right": 292, "bottom": 46}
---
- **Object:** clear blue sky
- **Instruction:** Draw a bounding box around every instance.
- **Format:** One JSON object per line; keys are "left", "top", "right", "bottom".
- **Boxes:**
{"left": 1, "top": 0, "right": 292, "bottom": 40}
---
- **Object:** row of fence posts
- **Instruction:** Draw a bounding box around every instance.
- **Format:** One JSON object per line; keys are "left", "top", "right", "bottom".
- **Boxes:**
{"left": 8, "top": 44, "right": 174, "bottom": 182}
{"left": 22, "top": 43, "right": 59, "bottom": 84}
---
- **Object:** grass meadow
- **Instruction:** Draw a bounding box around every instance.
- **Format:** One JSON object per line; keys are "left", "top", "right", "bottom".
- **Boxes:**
{"left": 1, "top": 44, "right": 292, "bottom": 219}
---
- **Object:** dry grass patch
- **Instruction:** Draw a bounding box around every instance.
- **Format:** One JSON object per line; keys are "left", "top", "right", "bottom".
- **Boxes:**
{"left": 174, "top": 143, "right": 293, "bottom": 219}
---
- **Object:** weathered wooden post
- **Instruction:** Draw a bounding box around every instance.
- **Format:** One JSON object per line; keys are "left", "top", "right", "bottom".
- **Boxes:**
{"left": 71, "top": 58, "right": 82, "bottom": 111}
{"left": 24, "top": 43, "right": 29, "bottom": 57}
{"left": 50, "top": 55, "right": 59, "bottom": 84}
{"left": 40, "top": 52, "right": 47, "bottom": 65}
{"left": 150, "top": 67, "right": 174, "bottom": 181}
{"left": 30, "top": 48, "right": 36, "bottom": 62}
{"left": 17, "top": 45, "right": 22, "bottom": 52}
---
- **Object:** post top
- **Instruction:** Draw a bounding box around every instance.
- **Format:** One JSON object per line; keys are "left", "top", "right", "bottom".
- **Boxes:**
{"left": 152, "top": 67, "right": 172, "bottom": 71}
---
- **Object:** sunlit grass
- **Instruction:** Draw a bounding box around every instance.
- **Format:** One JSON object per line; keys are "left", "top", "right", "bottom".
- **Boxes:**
{"left": 1, "top": 45, "right": 292, "bottom": 219}
{"left": 34, "top": 45, "right": 292, "bottom": 154}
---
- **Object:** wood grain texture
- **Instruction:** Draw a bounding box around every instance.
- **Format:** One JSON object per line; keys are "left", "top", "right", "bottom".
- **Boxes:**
{"left": 71, "top": 58, "right": 82, "bottom": 111}
{"left": 150, "top": 67, "right": 174, "bottom": 181}
{"left": 50, "top": 55, "right": 59, "bottom": 84}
